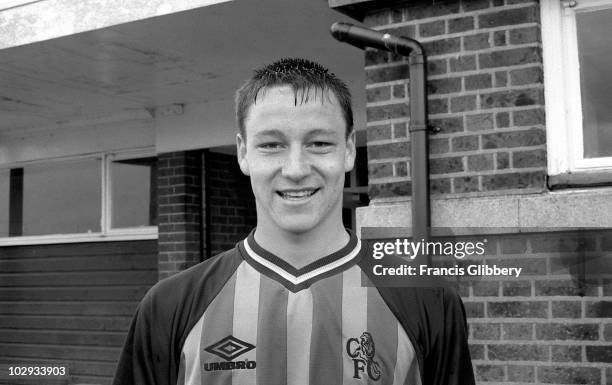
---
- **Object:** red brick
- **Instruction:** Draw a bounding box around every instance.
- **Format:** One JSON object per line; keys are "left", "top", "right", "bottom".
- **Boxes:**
{"left": 422, "top": 37, "right": 461, "bottom": 56}
{"left": 473, "top": 280, "right": 499, "bottom": 296}
{"left": 488, "top": 301, "right": 548, "bottom": 318}
{"left": 481, "top": 88, "right": 544, "bottom": 109}
{"left": 510, "top": 25, "right": 541, "bottom": 44}
{"left": 482, "top": 171, "right": 545, "bottom": 191}
{"left": 605, "top": 324, "right": 612, "bottom": 341}
{"left": 488, "top": 344, "right": 548, "bottom": 361}
{"left": 463, "top": 0, "right": 490, "bottom": 11}
{"left": 393, "top": 122, "right": 407, "bottom": 138}
{"left": 367, "top": 124, "right": 392, "bottom": 141}
{"left": 449, "top": 16, "right": 474, "bottom": 33}
{"left": 473, "top": 323, "right": 501, "bottom": 339}
{"left": 454, "top": 176, "right": 480, "bottom": 193}
{"left": 502, "top": 280, "right": 531, "bottom": 296}
{"left": 464, "top": 301, "right": 485, "bottom": 317}
{"left": 392, "top": 84, "right": 405, "bottom": 99}
{"left": 493, "top": 30, "right": 507, "bottom": 46}
{"left": 395, "top": 161, "right": 408, "bottom": 177}
{"left": 475, "top": 364, "right": 505, "bottom": 382}
{"left": 368, "top": 141, "right": 410, "bottom": 160}
{"left": 449, "top": 55, "right": 476, "bottom": 72}
{"left": 511, "top": 66, "right": 543, "bottom": 86}
{"left": 514, "top": 108, "right": 545, "bottom": 126}
{"left": 537, "top": 366, "right": 600, "bottom": 385}
{"left": 479, "top": 47, "right": 541, "bottom": 69}
{"left": 404, "top": 2, "right": 460, "bottom": 20}
{"left": 366, "top": 86, "right": 391, "bottom": 102}
{"left": 430, "top": 178, "right": 452, "bottom": 194}
{"left": 430, "top": 137, "right": 450, "bottom": 155}
{"left": 450, "top": 95, "right": 476, "bottom": 112}
{"left": 586, "top": 301, "right": 612, "bottom": 318}
{"left": 552, "top": 301, "right": 582, "bottom": 318}
{"left": 496, "top": 112, "right": 510, "bottom": 128}
{"left": 468, "top": 154, "right": 494, "bottom": 171}
{"left": 430, "top": 157, "right": 464, "bottom": 174}
{"left": 502, "top": 323, "right": 533, "bottom": 340}
{"left": 369, "top": 162, "right": 394, "bottom": 179}
{"left": 419, "top": 20, "right": 445, "bottom": 37}
{"left": 367, "top": 103, "right": 409, "bottom": 121}
{"left": 369, "top": 181, "right": 410, "bottom": 199}
{"left": 428, "top": 77, "right": 462, "bottom": 95}
{"left": 430, "top": 117, "right": 464, "bottom": 134}
{"left": 536, "top": 323, "right": 599, "bottom": 341}
{"left": 552, "top": 345, "right": 582, "bottom": 362}
{"left": 428, "top": 58, "right": 448, "bottom": 75}
{"left": 513, "top": 149, "right": 546, "bottom": 168}
{"left": 479, "top": 6, "right": 539, "bottom": 29}
{"left": 482, "top": 128, "right": 545, "bottom": 149}
{"left": 452, "top": 135, "right": 479, "bottom": 152}
{"left": 495, "top": 71, "right": 508, "bottom": 87}
{"left": 464, "top": 33, "right": 491, "bottom": 51}
{"left": 466, "top": 113, "right": 494, "bottom": 131}
{"left": 465, "top": 73, "right": 492, "bottom": 90}
{"left": 500, "top": 236, "right": 527, "bottom": 253}
{"left": 507, "top": 365, "right": 534, "bottom": 382}
{"left": 366, "top": 65, "right": 409, "bottom": 83}
{"left": 469, "top": 343, "right": 485, "bottom": 359}
{"left": 428, "top": 98, "right": 449, "bottom": 114}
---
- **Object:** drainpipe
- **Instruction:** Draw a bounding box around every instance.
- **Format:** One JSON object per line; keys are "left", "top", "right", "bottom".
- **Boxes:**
{"left": 331, "top": 22, "right": 431, "bottom": 258}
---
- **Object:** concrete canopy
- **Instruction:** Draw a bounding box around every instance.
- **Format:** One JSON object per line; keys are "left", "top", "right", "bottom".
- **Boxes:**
{"left": 0, "top": 0, "right": 366, "bottom": 157}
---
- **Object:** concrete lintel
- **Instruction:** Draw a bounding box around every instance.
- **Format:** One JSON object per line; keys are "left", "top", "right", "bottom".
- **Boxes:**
{"left": 356, "top": 189, "right": 612, "bottom": 235}
{"left": 0, "top": 0, "right": 231, "bottom": 49}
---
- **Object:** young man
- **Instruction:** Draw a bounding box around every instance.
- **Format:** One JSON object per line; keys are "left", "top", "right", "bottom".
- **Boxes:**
{"left": 113, "top": 58, "right": 475, "bottom": 385}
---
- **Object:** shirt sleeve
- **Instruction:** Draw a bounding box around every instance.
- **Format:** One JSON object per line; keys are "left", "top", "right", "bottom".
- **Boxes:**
{"left": 425, "top": 287, "right": 475, "bottom": 385}
{"left": 112, "top": 291, "right": 173, "bottom": 385}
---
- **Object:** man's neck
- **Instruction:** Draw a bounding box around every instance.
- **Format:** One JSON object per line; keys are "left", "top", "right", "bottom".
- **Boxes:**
{"left": 253, "top": 223, "right": 350, "bottom": 269}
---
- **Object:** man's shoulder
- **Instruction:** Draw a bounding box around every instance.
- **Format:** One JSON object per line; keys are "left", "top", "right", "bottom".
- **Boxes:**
{"left": 143, "top": 246, "right": 243, "bottom": 310}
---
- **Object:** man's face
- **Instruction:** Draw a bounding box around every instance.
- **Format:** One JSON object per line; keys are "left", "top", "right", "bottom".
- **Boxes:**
{"left": 237, "top": 85, "right": 355, "bottom": 235}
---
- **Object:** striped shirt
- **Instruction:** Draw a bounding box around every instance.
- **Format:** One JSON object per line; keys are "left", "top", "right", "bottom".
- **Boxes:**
{"left": 113, "top": 231, "right": 474, "bottom": 385}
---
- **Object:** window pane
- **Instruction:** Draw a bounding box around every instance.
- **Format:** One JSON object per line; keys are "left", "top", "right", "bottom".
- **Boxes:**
{"left": 22, "top": 159, "right": 101, "bottom": 236}
{"left": 576, "top": 8, "right": 612, "bottom": 158}
{"left": 111, "top": 157, "right": 157, "bottom": 228}
{"left": 0, "top": 169, "right": 9, "bottom": 237}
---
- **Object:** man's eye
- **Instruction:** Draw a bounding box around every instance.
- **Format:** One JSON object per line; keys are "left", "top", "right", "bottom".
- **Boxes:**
{"left": 258, "top": 143, "right": 282, "bottom": 151}
{"left": 309, "top": 142, "right": 333, "bottom": 148}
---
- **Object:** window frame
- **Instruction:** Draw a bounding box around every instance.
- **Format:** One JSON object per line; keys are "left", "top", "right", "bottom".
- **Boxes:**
{"left": 0, "top": 148, "right": 157, "bottom": 246}
{"left": 542, "top": 0, "right": 612, "bottom": 177}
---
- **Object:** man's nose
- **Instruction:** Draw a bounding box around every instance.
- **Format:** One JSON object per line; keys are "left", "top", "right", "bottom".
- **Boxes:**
{"left": 281, "top": 147, "right": 311, "bottom": 180}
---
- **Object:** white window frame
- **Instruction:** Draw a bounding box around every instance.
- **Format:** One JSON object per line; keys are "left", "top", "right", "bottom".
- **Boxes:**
{"left": 541, "top": 0, "right": 612, "bottom": 175}
{"left": 0, "top": 148, "right": 157, "bottom": 246}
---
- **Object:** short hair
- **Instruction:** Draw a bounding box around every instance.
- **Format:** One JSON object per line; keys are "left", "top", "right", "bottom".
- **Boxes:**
{"left": 235, "top": 58, "right": 353, "bottom": 139}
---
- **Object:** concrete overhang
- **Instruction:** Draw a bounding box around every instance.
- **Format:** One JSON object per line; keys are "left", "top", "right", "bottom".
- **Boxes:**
{"left": 0, "top": 0, "right": 367, "bottom": 157}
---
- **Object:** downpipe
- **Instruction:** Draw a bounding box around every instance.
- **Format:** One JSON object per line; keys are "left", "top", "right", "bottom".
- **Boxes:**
{"left": 331, "top": 22, "right": 431, "bottom": 262}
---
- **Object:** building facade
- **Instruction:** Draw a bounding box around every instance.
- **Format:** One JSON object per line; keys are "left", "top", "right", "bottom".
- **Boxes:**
{"left": 1, "top": 0, "right": 611, "bottom": 384}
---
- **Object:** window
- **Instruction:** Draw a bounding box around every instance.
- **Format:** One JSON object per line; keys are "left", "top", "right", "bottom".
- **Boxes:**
{"left": 109, "top": 156, "right": 158, "bottom": 229}
{"left": 542, "top": 0, "right": 612, "bottom": 177}
{"left": 0, "top": 150, "right": 157, "bottom": 244}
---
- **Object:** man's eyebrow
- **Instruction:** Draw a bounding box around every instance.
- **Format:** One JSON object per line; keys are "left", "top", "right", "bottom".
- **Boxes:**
{"left": 252, "top": 129, "right": 284, "bottom": 138}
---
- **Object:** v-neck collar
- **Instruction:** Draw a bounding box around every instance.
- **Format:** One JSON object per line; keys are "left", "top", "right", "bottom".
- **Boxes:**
{"left": 238, "top": 229, "right": 362, "bottom": 292}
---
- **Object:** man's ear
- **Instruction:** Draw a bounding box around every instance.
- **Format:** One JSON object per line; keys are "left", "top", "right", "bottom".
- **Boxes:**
{"left": 236, "top": 133, "right": 250, "bottom": 176}
{"left": 344, "top": 129, "right": 356, "bottom": 172}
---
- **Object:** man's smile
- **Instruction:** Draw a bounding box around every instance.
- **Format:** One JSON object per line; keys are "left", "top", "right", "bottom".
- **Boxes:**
{"left": 276, "top": 188, "right": 320, "bottom": 200}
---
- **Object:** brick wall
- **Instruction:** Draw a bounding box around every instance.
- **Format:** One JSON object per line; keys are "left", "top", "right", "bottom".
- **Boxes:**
{"left": 206, "top": 151, "right": 257, "bottom": 257}
{"left": 363, "top": 0, "right": 547, "bottom": 200}
{"left": 157, "top": 151, "right": 203, "bottom": 279}
{"left": 454, "top": 230, "right": 612, "bottom": 384}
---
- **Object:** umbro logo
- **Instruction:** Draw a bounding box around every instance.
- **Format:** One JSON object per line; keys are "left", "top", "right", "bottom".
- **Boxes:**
{"left": 204, "top": 335, "right": 256, "bottom": 371}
